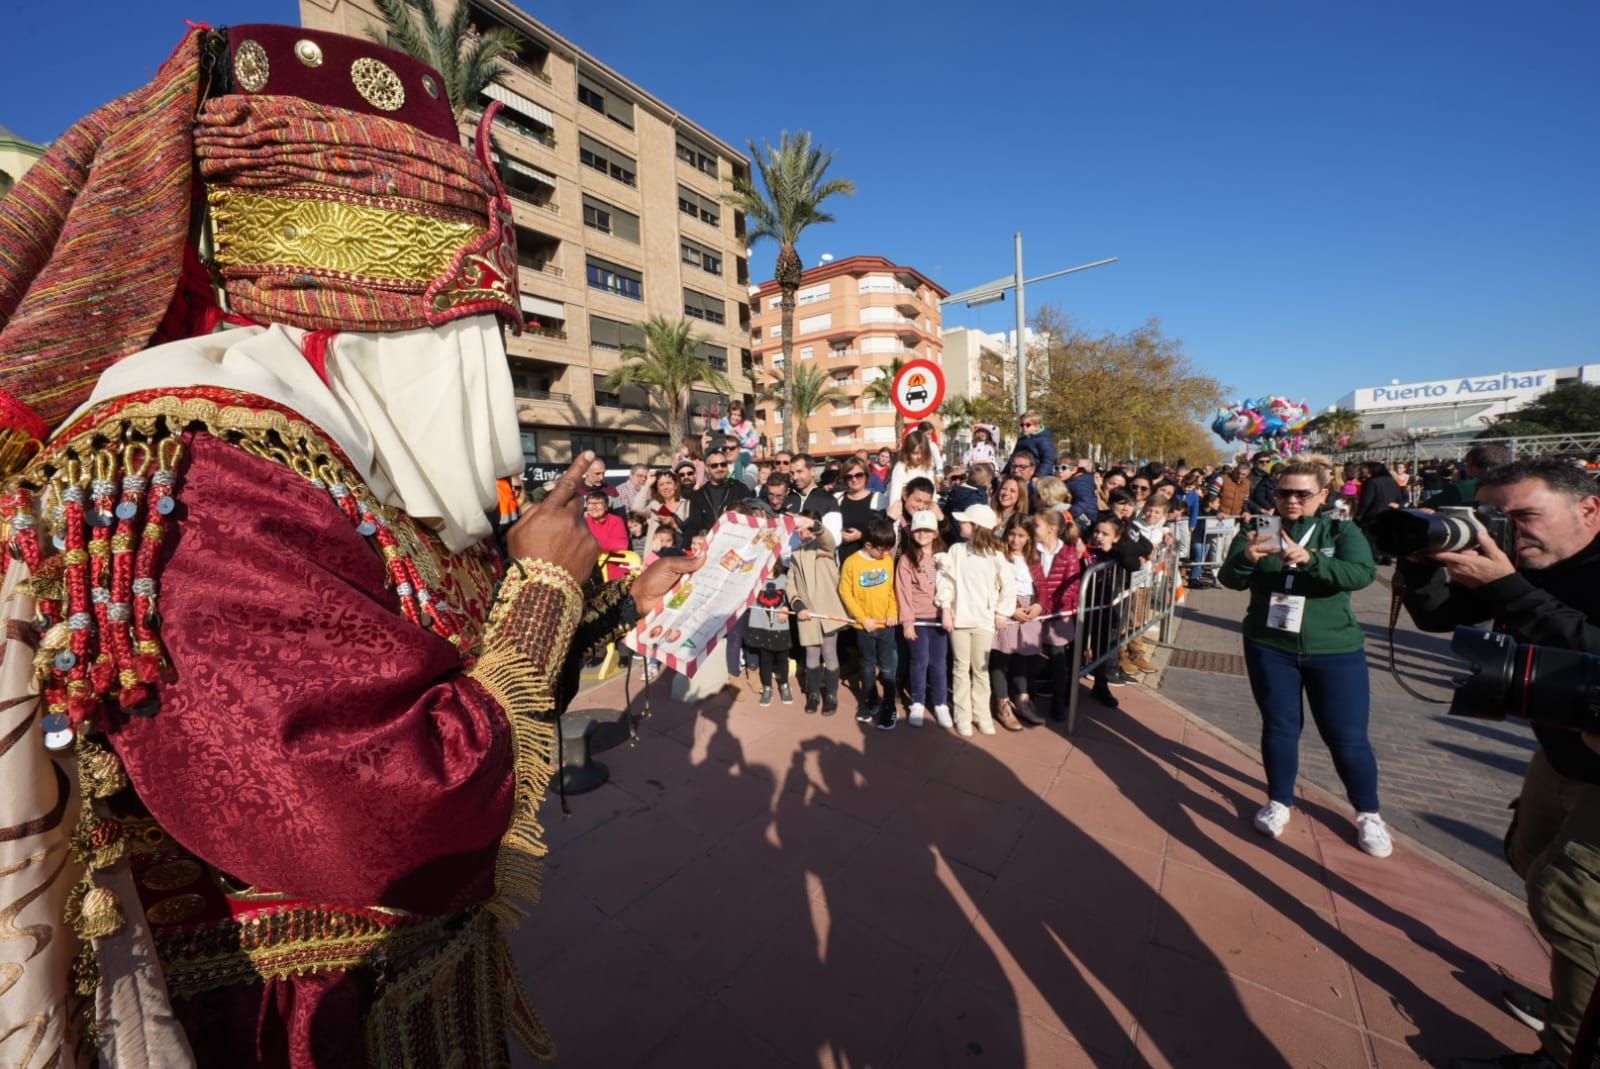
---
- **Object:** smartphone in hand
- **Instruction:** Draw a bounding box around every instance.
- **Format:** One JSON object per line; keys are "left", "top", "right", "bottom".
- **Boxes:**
{"left": 1243, "top": 514, "right": 1283, "bottom": 551}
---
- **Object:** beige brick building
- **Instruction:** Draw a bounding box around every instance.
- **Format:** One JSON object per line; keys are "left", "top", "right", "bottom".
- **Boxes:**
{"left": 749, "top": 256, "right": 946, "bottom": 458}
{"left": 300, "top": 0, "right": 755, "bottom": 467}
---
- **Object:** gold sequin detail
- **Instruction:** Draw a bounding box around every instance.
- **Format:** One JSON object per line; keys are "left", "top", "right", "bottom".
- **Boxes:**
{"left": 351, "top": 57, "right": 405, "bottom": 111}
{"left": 208, "top": 187, "right": 483, "bottom": 284}
{"left": 235, "top": 40, "right": 270, "bottom": 93}
{"left": 421, "top": 74, "right": 439, "bottom": 99}
{"left": 142, "top": 859, "right": 204, "bottom": 892}
{"left": 294, "top": 39, "right": 323, "bottom": 68}
{"left": 146, "top": 893, "right": 207, "bottom": 926}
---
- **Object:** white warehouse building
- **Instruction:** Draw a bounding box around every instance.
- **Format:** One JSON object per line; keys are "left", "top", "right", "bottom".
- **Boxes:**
{"left": 1336, "top": 365, "right": 1600, "bottom": 437}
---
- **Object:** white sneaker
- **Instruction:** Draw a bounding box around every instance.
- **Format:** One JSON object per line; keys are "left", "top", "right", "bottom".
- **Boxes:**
{"left": 908, "top": 703, "right": 925, "bottom": 728}
{"left": 933, "top": 704, "right": 953, "bottom": 729}
{"left": 1253, "top": 801, "right": 1292, "bottom": 839}
{"left": 977, "top": 721, "right": 997, "bottom": 736}
{"left": 1356, "top": 812, "right": 1393, "bottom": 858}
{"left": 956, "top": 723, "right": 974, "bottom": 738}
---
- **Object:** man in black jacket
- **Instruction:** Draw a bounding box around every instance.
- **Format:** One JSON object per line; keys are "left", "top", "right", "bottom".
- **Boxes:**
{"left": 1398, "top": 459, "right": 1600, "bottom": 1069}
{"left": 1245, "top": 452, "right": 1279, "bottom": 515}
{"left": 790, "top": 453, "right": 838, "bottom": 517}
{"left": 684, "top": 449, "right": 753, "bottom": 537}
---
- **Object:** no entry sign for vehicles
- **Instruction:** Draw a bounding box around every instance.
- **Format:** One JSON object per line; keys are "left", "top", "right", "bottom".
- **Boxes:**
{"left": 891, "top": 359, "right": 945, "bottom": 422}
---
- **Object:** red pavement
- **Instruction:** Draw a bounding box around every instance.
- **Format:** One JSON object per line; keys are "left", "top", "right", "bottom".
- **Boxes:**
{"left": 507, "top": 671, "right": 1551, "bottom": 1069}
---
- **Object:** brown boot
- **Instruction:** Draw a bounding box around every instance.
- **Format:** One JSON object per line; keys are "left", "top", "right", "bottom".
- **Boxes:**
{"left": 1127, "top": 641, "right": 1158, "bottom": 673}
{"left": 995, "top": 699, "right": 1025, "bottom": 732}
{"left": 1014, "top": 694, "right": 1045, "bottom": 726}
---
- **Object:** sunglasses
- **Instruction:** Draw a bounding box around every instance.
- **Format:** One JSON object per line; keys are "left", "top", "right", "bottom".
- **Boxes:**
{"left": 1275, "top": 488, "right": 1320, "bottom": 502}
{"left": 847, "top": 472, "right": 867, "bottom": 481}
{"left": 708, "top": 462, "right": 729, "bottom": 470}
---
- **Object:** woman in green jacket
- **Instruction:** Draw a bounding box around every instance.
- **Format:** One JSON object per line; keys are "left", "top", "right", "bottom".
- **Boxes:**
{"left": 1219, "top": 458, "right": 1391, "bottom": 858}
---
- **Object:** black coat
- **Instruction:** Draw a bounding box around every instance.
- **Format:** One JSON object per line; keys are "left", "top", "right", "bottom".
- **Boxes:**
{"left": 684, "top": 478, "right": 753, "bottom": 538}
{"left": 1399, "top": 533, "right": 1600, "bottom": 783}
{"left": 1356, "top": 474, "right": 1407, "bottom": 524}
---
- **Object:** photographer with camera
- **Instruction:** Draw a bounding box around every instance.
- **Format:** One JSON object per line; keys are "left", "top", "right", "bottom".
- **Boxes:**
{"left": 1219, "top": 458, "right": 1392, "bottom": 855}
{"left": 1393, "top": 459, "right": 1600, "bottom": 1069}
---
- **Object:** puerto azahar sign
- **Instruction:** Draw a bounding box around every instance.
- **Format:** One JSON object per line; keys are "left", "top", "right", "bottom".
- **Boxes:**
{"left": 1342, "top": 367, "right": 1600, "bottom": 412}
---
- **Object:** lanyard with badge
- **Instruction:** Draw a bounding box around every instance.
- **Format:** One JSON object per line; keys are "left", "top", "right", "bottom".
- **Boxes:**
{"left": 1266, "top": 524, "right": 1317, "bottom": 633}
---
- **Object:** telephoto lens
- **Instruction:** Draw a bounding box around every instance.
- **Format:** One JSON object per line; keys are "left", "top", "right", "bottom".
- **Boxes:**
{"left": 1448, "top": 627, "right": 1600, "bottom": 731}
{"left": 1369, "top": 509, "right": 1480, "bottom": 557}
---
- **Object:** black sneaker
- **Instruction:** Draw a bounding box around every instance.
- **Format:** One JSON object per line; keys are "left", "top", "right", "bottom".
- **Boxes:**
{"left": 875, "top": 705, "right": 898, "bottom": 731}
{"left": 856, "top": 700, "right": 877, "bottom": 724}
{"left": 1107, "top": 668, "right": 1136, "bottom": 687}
{"left": 1092, "top": 685, "right": 1120, "bottom": 709}
{"left": 1502, "top": 983, "right": 1548, "bottom": 1032}
{"left": 759, "top": 686, "right": 774, "bottom": 707}
{"left": 779, "top": 681, "right": 794, "bottom": 705}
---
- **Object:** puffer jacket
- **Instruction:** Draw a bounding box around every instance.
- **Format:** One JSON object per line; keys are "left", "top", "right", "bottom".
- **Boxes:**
{"left": 1216, "top": 475, "right": 1250, "bottom": 516}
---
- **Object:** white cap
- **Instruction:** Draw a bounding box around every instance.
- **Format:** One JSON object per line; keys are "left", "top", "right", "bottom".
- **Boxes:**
{"left": 952, "top": 503, "right": 1000, "bottom": 529}
{"left": 909, "top": 510, "right": 939, "bottom": 533}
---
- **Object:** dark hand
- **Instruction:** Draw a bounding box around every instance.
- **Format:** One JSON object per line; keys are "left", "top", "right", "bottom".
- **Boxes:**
{"left": 506, "top": 453, "right": 600, "bottom": 584}
{"left": 632, "top": 550, "right": 707, "bottom": 616}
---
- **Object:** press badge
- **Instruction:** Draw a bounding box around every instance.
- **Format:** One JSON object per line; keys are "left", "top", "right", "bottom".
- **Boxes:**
{"left": 1267, "top": 593, "right": 1306, "bottom": 633}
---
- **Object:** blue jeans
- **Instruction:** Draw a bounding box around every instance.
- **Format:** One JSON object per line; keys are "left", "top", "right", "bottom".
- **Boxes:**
{"left": 856, "top": 627, "right": 899, "bottom": 710}
{"left": 906, "top": 621, "right": 949, "bottom": 709}
{"left": 1242, "top": 639, "right": 1380, "bottom": 812}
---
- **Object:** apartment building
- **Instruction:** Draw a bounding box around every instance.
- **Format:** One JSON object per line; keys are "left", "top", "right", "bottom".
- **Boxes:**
{"left": 749, "top": 256, "right": 946, "bottom": 458}
{"left": 300, "top": 0, "right": 755, "bottom": 467}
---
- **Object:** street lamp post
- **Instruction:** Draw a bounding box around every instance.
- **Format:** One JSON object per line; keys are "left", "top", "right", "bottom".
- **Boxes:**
{"left": 941, "top": 235, "right": 1117, "bottom": 415}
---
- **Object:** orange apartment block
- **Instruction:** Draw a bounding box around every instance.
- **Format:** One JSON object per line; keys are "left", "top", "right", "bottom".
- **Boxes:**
{"left": 749, "top": 256, "right": 947, "bottom": 458}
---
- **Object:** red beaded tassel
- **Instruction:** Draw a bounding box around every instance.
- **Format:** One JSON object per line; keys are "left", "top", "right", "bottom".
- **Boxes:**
{"left": 86, "top": 451, "right": 119, "bottom": 697}
{"left": 129, "top": 438, "right": 183, "bottom": 699}
{"left": 110, "top": 443, "right": 151, "bottom": 706}
{"left": 59, "top": 463, "right": 99, "bottom": 727}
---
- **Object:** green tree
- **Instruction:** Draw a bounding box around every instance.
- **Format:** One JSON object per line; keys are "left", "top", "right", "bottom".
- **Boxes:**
{"left": 861, "top": 356, "right": 910, "bottom": 445}
{"left": 724, "top": 132, "right": 855, "bottom": 453}
{"left": 761, "top": 363, "right": 848, "bottom": 452}
{"left": 1305, "top": 406, "right": 1362, "bottom": 447}
{"left": 1027, "top": 305, "right": 1226, "bottom": 464}
{"left": 1485, "top": 383, "right": 1600, "bottom": 436}
{"left": 940, "top": 393, "right": 1011, "bottom": 462}
{"left": 369, "top": 0, "right": 524, "bottom": 119}
{"left": 602, "top": 317, "right": 731, "bottom": 459}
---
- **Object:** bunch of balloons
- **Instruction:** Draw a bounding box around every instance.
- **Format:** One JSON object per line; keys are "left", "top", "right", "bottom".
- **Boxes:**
{"left": 1212, "top": 396, "right": 1312, "bottom": 448}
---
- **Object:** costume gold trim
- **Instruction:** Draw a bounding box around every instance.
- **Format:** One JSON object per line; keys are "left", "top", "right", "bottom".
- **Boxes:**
{"left": 468, "top": 560, "right": 580, "bottom": 930}
{"left": 209, "top": 187, "right": 483, "bottom": 285}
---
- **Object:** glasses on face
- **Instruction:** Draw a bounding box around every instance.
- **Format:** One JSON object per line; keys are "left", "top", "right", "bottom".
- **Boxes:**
{"left": 1276, "top": 488, "right": 1320, "bottom": 502}
{"left": 708, "top": 462, "right": 729, "bottom": 470}
{"left": 847, "top": 472, "right": 867, "bottom": 481}
{"left": 1132, "top": 484, "right": 1151, "bottom": 494}
{"left": 1022, "top": 422, "right": 1038, "bottom": 430}
{"left": 777, "top": 461, "right": 790, "bottom": 467}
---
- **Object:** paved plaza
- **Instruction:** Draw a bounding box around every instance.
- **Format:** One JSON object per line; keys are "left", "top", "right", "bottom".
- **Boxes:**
{"left": 508, "top": 656, "right": 1549, "bottom": 1068}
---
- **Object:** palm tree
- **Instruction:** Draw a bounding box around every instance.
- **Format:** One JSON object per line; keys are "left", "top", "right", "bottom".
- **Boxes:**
{"left": 861, "top": 356, "right": 910, "bottom": 445}
{"left": 762, "top": 363, "right": 848, "bottom": 453}
{"left": 369, "top": 0, "right": 524, "bottom": 120}
{"left": 724, "top": 132, "right": 855, "bottom": 453}
{"left": 1307, "top": 406, "right": 1361, "bottom": 447}
{"left": 602, "top": 317, "right": 731, "bottom": 459}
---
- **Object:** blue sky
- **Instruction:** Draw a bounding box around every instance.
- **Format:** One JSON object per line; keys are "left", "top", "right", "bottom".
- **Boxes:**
{"left": 3, "top": 1, "right": 1595, "bottom": 413}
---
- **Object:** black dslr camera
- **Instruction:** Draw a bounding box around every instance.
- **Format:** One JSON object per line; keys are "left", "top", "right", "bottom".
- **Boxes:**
{"left": 1447, "top": 627, "right": 1600, "bottom": 730}
{"left": 1368, "top": 503, "right": 1516, "bottom": 559}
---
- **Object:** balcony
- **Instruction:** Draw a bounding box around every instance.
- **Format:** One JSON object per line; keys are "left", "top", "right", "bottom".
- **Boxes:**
{"left": 516, "top": 388, "right": 571, "bottom": 403}
{"left": 525, "top": 324, "right": 569, "bottom": 340}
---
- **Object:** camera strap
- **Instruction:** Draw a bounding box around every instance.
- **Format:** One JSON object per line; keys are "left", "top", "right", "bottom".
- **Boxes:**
{"left": 1386, "top": 569, "right": 1451, "bottom": 705}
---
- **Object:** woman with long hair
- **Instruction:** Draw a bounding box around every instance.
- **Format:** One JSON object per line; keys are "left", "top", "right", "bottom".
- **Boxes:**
{"left": 994, "top": 475, "right": 1032, "bottom": 525}
{"left": 1355, "top": 460, "right": 1406, "bottom": 564}
{"left": 675, "top": 436, "right": 707, "bottom": 489}
{"left": 991, "top": 514, "right": 1046, "bottom": 730}
{"left": 835, "top": 456, "right": 886, "bottom": 563}
{"left": 638, "top": 469, "right": 690, "bottom": 548}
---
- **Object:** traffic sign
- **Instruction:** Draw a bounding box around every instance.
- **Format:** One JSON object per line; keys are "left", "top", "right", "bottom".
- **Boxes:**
{"left": 891, "top": 359, "right": 945, "bottom": 422}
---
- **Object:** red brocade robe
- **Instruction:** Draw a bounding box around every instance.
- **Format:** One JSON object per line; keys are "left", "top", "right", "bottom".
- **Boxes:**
{"left": 9, "top": 389, "right": 631, "bottom": 1068}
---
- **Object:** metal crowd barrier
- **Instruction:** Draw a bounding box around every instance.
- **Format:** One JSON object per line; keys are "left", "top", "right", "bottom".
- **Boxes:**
{"left": 1063, "top": 533, "right": 1185, "bottom": 733}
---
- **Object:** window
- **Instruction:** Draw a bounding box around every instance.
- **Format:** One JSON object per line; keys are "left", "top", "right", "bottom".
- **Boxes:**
{"left": 676, "top": 185, "right": 720, "bottom": 228}
{"left": 586, "top": 257, "right": 642, "bottom": 301}
{"left": 675, "top": 137, "right": 719, "bottom": 177}
{"left": 582, "top": 195, "right": 639, "bottom": 242}
{"left": 798, "top": 312, "right": 832, "bottom": 334}
{"left": 572, "top": 433, "right": 621, "bottom": 462}
{"left": 800, "top": 346, "right": 815, "bottom": 360}
{"left": 593, "top": 374, "right": 649, "bottom": 410}
{"left": 858, "top": 274, "right": 907, "bottom": 295}
{"left": 577, "top": 76, "right": 635, "bottom": 128}
{"left": 858, "top": 306, "right": 897, "bottom": 324}
{"left": 768, "top": 295, "right": 783, "bottom": 310}
{"left": 797, "top": 282, "right": 831, "bottom": 305}
{"left": 589, "top": 315, "right": 645, "bottom": 351}
{"left": 680, "top": 239, "right": 722, "bottom": 276}
{"left": 697, "top": 342, "right": 728, "bottom": 371}
{"left": 683, "top": 288, "right": 726, "bottom": 325}
{"left": 865, "top": 426, "right": 895, "bottom": 443}
{"left": 519, "top": 430, "right": 538, "bottom": 464}
{"left": 579, "top": 134, "right": 636, "bottom": 187}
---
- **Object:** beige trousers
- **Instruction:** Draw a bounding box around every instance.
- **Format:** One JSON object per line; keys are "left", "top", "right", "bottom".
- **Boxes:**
{"left": 951, "top": 628, "right": 996, "bottom": 731}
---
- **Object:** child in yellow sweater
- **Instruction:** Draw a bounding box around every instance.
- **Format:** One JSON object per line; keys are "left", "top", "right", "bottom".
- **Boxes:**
{"left": 838, "top": 516, "right": 900, "bottom": 729}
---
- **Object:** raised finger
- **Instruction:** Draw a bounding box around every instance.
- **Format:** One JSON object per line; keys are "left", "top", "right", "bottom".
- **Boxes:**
{"left": 541, "top": 451, "right": 594, "bottom": 512}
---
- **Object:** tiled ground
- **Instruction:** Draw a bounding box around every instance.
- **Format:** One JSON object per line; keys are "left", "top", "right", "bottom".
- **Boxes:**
{"left": 507, "top": 669, "right": 1550, "bottom": 1068}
